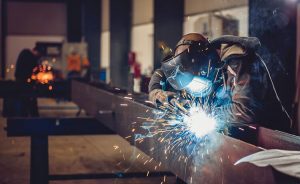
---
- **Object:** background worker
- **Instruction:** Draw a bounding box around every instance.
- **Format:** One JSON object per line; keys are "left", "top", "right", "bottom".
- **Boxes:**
{"left": 12, "top": 45, "right": 43, "bottom": 117}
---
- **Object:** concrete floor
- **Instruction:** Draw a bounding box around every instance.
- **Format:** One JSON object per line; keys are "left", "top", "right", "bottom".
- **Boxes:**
{"left": 0, "top": 99, "right": 176, "bottom": 184}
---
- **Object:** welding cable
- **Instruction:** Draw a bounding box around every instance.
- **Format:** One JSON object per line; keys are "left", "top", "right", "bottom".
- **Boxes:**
{"left": 256, "top": 53, "right": 293, "bottom": 128}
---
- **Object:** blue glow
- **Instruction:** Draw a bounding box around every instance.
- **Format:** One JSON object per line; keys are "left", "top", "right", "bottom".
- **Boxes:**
{"left": 184, "top": 107, "right": 216, "bottom": 138}
{"left": 186, "top": 76, "right": 212, "bottom": 97}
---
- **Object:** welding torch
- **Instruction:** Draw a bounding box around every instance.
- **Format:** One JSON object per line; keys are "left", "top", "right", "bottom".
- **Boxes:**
{"left": 152, "top": 89, "right": 193, "bottom": 115}
{"left": 167, "top": 90, "right": 195, "bottom": 116}
{"left": 169, "top": 98, "right": 189, "bottom": 114}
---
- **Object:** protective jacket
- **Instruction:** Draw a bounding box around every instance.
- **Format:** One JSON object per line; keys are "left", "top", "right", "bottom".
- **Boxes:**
{"left": 149, "top": 36, "right": 290, "bottom": 131}
{"left": 15, "top": 49, "right": 39, "bottom": 82}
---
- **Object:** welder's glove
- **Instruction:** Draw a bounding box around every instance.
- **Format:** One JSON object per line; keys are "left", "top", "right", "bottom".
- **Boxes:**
{"left": 177, "top": 98, "right": 192, "bottom": 109}
{"left": 149, "top": 89, "right": 177, "bottom": 107}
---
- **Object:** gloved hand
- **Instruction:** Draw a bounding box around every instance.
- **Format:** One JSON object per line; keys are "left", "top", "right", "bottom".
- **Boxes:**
{"left": 149, "top": 89, "right": 191, "bottom": 114}
{"left": 149, "top": 89, "right": 177, "bottom": 107}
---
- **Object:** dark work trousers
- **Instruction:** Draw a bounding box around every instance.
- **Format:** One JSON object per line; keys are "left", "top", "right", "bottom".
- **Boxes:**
{"left": 3, "top": 97, "right": 39, "bottom": 117}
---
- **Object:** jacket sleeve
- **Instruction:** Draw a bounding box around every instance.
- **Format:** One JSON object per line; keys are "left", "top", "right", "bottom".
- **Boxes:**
{"left": 214, "top": 55, "right": 266, "bottom": 124}
{"left": 148, "top": 69, "right": 166, "bottom": 92}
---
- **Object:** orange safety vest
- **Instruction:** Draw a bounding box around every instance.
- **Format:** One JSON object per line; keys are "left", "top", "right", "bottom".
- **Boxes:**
{"left": 67, "top": 54, "right": 81, "bottom": 72}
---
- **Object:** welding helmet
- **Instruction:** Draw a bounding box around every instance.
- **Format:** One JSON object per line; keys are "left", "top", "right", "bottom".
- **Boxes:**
{"left": 161, "top": 33, "right": 222, "bottom": 97}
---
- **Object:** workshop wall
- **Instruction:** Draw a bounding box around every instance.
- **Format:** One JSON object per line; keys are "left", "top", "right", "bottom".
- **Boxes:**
{"left": 297, "top": 4, "right": 300, "bottom": 134}
{"left": 183, "top": 6, "right": 249, "bottom": 39}
{"left": 132, "top": 0, "right": 153, "bottom": 26}
{"left": 131, "top": 23, "right": 154, "bottom": 75}
{"left": 5, "top": 1, "right": 66, "bottom": 80}
{"left": 102, "top": 0, "right": 249, "bottom": 83}
{"left": 101, "top": 0, "right": 109, "bottom": 32}
{"left": 0, "top": 0, "right": 2, "bottom": 79}
{"left": 7, "top": 2, "right": 66, "bottom": 35}
{"left": 131, "top": 0, "right": 154, "bottom": 76}
{"left": 101, "top": 31, "right": 110, "bottom": 82}
{"left": 185, "top": 0, "right": 247, "bottom": 15}
{"left": 100, "top": 0, "right": 110, "bottom": 83}
{"left": 102, "top": 0, "right": 155, "bottom": 84}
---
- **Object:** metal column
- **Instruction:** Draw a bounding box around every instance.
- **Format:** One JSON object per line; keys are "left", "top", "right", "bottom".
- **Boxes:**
{"left": 83, "top": 0, "right": 101, "bottom": 73}
{"left": 0, "top": 0, "right": 7, "bottom": 79}
{"left": 110, "top": 0, "right": 132, "bottom": 89}
{"left": 67, "top": 0, "right": 82, "bottom": 42}
{"left": 153, "top": 0, "right": 183, "bottom": 69}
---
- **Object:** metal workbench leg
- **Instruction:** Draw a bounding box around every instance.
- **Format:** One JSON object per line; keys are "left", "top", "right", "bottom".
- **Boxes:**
{"left": 30, "top": 135, "right": 49, "bottom": 184}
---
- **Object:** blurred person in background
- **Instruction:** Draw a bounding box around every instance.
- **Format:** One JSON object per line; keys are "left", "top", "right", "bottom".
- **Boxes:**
{"left": 81, "top": 56, "right": 91, "bottom": 81}
{"left": 66, "top": 50, "right": 81, "bottom": 79}
{"left": 15, "top": 46, "right": 43, "bottom": 82}
{"left": 128, "top": 52, "right": 141, "bottom": 93}
{"left": 13, "top": 45, "right": 43, "bottom": 117}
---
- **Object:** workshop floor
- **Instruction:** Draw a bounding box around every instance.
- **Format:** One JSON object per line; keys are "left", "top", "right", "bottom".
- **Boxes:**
{"left": 0, "top": 98, "right": 176, "bottom": 184}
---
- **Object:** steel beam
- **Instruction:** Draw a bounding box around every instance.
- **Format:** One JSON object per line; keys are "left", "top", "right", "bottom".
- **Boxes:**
{"left": 6, "top": 117, "right": 115, "bottom": 136}
{"left": 48, "top": 172, "right": 174, "bottom": 181}
{"left": 0, "top": 80, "right": 70, "bottom": 99}
{"left": 71, "top": 80, "right": 300, "bottom": 183}
{"left": 257, "top": 127, "right": 300, "bottom": 150}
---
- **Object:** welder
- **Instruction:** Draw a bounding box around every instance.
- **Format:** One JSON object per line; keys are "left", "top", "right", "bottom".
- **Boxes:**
{"left": 149, "top": 33, "right": 291, "bottom": 131}
{"left": 3, "top": 46, "right": 43, "bottom": 117}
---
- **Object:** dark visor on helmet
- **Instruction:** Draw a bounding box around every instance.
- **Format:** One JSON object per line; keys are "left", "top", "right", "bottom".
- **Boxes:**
{"left": 161, "top": 45, "right": 221, "bottom": 96}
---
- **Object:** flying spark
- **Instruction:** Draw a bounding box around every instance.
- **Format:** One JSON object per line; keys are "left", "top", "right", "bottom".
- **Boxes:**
{"left": 183, "top": 107, "right": 216, "bottom": 138}
{"left": 113, "top": 91, "right": 227, "bottom": 181}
